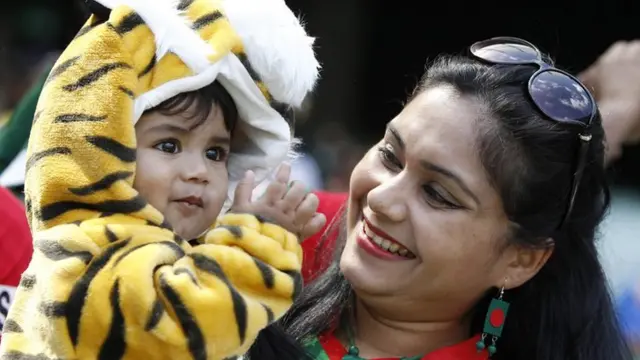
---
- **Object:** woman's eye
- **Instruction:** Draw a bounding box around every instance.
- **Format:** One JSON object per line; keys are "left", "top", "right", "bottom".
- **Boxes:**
{"left": 377, "top": 144, "right": 402, "bottom": 169}
{"left": 423, "top": 184, "right": 461, "bottom": 210}
{"left": 154, "top": 140, "right": 179, "bottom": 154}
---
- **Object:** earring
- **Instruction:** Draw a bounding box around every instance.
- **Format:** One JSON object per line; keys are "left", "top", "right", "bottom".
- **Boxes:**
{"left": 476, "top": 279, "right": 510, "bottom": 357}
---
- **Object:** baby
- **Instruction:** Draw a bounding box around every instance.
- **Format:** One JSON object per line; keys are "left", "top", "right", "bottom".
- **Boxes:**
{"left": 134, "top": 81, "right": 325, "bottom": 242}
{"left": 0, "top": 0, "right": 320, "bottom": 359}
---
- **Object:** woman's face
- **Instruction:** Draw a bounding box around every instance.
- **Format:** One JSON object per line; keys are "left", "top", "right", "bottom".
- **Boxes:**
{"left": 341, "top": 86, "right": 538, "bottom": 321}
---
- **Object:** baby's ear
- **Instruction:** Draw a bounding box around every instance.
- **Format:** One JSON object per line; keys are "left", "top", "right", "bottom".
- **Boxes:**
{"left": 79, "top": 0, "right": 112, "bottom": 21}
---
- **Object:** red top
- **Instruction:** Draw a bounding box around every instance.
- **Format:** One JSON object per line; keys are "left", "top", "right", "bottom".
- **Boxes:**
{"left": 304, "top": 192, "right": 487, "bottom": 360}
{"left": 0, "top": 186, "right": 32, "bottom": 286}
{"left": 319, "top": 332, "right": 487, "bottom": 360}
{"left": 0, "top": 186, "right": 33, "bottom": 340}
{"left": 301, "top": 191, "right": 348, "bottom": 282}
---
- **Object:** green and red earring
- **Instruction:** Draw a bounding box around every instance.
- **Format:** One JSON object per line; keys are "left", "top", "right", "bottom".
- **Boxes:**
{"left": 476, "top": 280, "right": 510, "bottom": 357}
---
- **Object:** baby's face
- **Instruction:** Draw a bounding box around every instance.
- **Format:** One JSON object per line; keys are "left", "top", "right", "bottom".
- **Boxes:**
{"left": 134, "top": 103, "right": 231, "bottom": 240}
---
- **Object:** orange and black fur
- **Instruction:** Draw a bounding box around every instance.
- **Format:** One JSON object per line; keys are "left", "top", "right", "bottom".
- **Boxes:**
{"left": 0, "top": 0, "right": 319, "bottom": 359}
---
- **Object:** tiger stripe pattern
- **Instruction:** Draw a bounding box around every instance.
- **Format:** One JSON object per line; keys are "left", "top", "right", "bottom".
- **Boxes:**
{"left": 0, "top": 0, "right": 318, "bottom": 359}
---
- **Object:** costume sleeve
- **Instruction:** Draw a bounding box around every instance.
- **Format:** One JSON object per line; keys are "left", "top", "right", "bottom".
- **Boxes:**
{"left": 0, "top": 7, "right": 303, "bottom": 360}
{"left": 0, "top": 212, "right": 302, "bottom": 360}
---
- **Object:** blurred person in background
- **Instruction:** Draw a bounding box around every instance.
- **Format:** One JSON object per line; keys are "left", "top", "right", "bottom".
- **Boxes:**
{"left": 0, "top": 185, "right": 32, "bottom": 344}
{"left": 580, "top": 39, "right": 640, "bottom": 358}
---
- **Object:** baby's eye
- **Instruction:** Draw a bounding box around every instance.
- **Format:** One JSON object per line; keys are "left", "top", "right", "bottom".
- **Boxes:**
{"left": 206, "top": 147, "right": 228, "bottom": 162}
{"left": 154, "top": 140, "right": 180, "bottom": 154}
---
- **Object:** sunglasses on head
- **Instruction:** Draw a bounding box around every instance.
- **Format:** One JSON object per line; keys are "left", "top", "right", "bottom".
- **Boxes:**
{"left": 469, "top": 37, "right": 597, "bottom": 228}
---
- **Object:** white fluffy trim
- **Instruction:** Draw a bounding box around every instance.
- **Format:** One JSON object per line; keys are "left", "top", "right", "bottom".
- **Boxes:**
{"left": 221, "top": 0, "right": 320, "bottom": 107}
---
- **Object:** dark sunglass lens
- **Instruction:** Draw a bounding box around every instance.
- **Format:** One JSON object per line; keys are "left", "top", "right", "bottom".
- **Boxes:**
{"left": 472, "top": 42, "right": 539, "bottom": 64}
{"left": 529, "top": 71, "right": 593, "bottom": 124}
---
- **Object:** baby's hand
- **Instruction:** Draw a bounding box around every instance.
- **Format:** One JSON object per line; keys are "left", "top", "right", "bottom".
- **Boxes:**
{"left": 230, "top": 164, "right": 326, "bottom": 241}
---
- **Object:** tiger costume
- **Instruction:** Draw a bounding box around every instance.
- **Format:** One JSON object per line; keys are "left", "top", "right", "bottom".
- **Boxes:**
{"left": 0, "top": 0, "right": 319, "bottom": 359}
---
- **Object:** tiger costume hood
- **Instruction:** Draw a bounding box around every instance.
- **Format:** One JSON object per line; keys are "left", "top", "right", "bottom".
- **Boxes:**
{"left": 0, "top": 1, "right": 315, "bottom": 359}
{"left": 26, "top": 0, "right": 319, "bottom": 231}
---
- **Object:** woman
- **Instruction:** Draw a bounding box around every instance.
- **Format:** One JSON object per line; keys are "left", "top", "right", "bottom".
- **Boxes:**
{"left": 248, "top": 37, "right": 633, "bottom": 359}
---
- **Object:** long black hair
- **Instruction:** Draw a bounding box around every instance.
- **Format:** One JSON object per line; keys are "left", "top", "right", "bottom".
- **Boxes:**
{"left": 248, "top": 54, "right": 632, "bottom": 360}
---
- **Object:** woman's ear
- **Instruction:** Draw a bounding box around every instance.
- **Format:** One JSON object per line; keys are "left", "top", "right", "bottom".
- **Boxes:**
{"left": 502, "top": 238, "right": 554, "bottom": 289}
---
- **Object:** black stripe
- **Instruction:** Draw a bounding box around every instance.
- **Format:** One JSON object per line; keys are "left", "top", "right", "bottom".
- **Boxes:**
{"left": 0, "top": 351, "right": 58, "bottom": 360}
{"left": 25, "top": 147, "right": 72, "bottom": 172}
{"left": 24, "top": 197, "right": 32, "bottom": 219}
{"left": 74, "top": 14, "right": 106, "bottom": 40}
{"left": 115, "top": 12, "right": 144, "bottom": 34}
{"left": 45, "top": 56, "right": 81, "bottom": 86}
{"left": 144, "top": 297, "right": 164, "bottom": 331}
{"left": 19, "top": 274, "right": 36, "bottom": 290}
{"left": 253, "top": 214, "right": 276, "bottom": 225}
{"left": 39, "top": 301, "right": 66, "bottom": 318}
{"left": 235, "top": 53, "right": 261, "bottom": 82}
{"left": 2, "top": 319, "right": 23, "bottom": 333}
{"left": 37, "top": 195, "right": 147, "bottom": 222}
{"left": 63, "top": 62, "right": 132, "bottom": 92}
{"left": 66, "top": 239, "right": 130, "bottom": 346}
{"left": 54, "top": 113, "right": 107, "bottom": 123}
{"left": 173, "top": 233, "right": 185, "bottom": 245}
{"left": 192, "top": 11, "right": 223, "bottom": 30}
{"left": 32, "top": 110, "right": 43, "bottom": 124}
{"left": 98, "top": 279, "right": 126, "bottom": 360}
{"left": 158, "top": 273, "right": 206, "bottom": 360}
{"left": 252, "top": 257, "right": 275, "bottom": 289}
{"left": 174, "top": 268, "right": 198, "bottom": 286}
{"left": 282, "top": 270, "right": 303, "bottom": 300}
{"left": 34, "top": 239, "right": 93, "bottom": 264}
{"left": 75, "top": 26, "right": 93, "bottom": 39}
{"left": 105, "top": 226, "right": 118, "bottom": 243}
{"left": 159, "top": 219, "right": 173, "bottom": 231}
{"left": 219, "top": 225, "right": 243, "bottom": 239}
{"left": 190, "top": 253, "right": 248, "bottom": 344}
{"left": 177, "top": 0, "right": 194, "bottom": 10}
{"left": 261, "top": 303, "right": 274, "bottom": 324}
{"left": 114, "top": 241, "right": 185, "bottom": 266}
{"left": 145, "top": 219, "right": 173, "bottom": 231}
{"left": 69, "top": 171, "right": 133, "bottom": 196}
{"left": 138, "top": 55, "right": 156, "bottom": 78}
{"left": 118, "top": 86, "right": 135, "bottom": 98}
{"left": 74, "top": 20, "right": 101, "bottom": 39}
{"left": 86, "top": 135, "right": 136, "bottom": 162}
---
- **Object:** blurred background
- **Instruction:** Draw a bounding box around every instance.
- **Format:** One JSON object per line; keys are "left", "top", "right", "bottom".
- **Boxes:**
{"left": 1, "top": 0, "right": 639, "bottom": 354}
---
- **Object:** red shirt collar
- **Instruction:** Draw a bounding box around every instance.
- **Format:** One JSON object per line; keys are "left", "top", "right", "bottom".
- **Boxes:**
{"left": 319, "top": 332, "right": 489, "bottom": 360}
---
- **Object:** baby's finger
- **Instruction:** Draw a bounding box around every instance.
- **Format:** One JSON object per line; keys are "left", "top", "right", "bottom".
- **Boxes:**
{"left": 230, "top": 170, "right": 255, "bottom": 212}
{"left": 279, "top": 181, "right": 310, "bottom": 214}
{"left": 292, "top": 191, "right": 318, "bottom": 226}
{"left": 274, "top": 163, "right": 291, "bottom": 184}
{"left": 262, "top": 179, "right": 288, "bottom": 205}
{"left": 299, "top": 212, "right": 327, "bottom": 241}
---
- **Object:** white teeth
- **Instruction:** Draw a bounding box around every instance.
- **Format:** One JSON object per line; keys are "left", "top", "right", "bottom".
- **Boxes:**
{"left": 362, "top": 221, "right": 413, "bottom": 258}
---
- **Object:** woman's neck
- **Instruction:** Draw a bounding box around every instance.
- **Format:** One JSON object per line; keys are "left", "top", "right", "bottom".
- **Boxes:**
{"left": 343, "top": 298, "right": 470, "bottom": 358}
